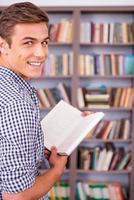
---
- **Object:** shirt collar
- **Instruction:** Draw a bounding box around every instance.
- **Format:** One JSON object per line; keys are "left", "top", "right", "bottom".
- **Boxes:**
{"left": 0, "top": 66, "right": 36, "bottom": 95}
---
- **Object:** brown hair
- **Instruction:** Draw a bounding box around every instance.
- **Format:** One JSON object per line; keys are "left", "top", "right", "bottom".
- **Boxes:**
{"left": 0, "top": 2, "right": 49, "bottom": 46}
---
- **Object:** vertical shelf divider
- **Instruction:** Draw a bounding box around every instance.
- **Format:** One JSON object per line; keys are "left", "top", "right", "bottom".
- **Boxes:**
{"left": 69, "top": 8, "right": 80, "bottom": 200}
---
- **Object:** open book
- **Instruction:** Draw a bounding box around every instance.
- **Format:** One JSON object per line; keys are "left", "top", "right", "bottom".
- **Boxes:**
{"left": 41, "top": 100, "right": 104, "bottom": 155}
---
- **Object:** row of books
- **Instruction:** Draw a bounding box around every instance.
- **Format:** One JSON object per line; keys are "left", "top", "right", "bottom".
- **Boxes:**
{"left": 76, "top": 182, "right": 127, "bottom": 200}
{"left": 49, "top": 18, "right": 72, "bottom": 43}
{"left": 37, "top": 85, "right": 134, "bottom": 109}
{"left": 79, "top": 54, "right": 134, "bottom": 76}
{"left": 44, "top": 52, "right": 73, "bottom": 76}
{"left": 48, "top": 182, "right": 70, "bottom": 199}
{"left": 48, "top": 181, "right": 126, "bottom": 200}
{"left": 77, "top": 87, "right": 134, "bottom": 108}
{"left": 36, "top": 83, "right": 70, "bottom": 109}
{"left": 86, "top": 119, "right": 130, "bottom": 140}
{"left": 80, "top": 22, "right": 134, "bottom": 44}
{"left": 78, "top": 144, "right": 131, "bottom": 171}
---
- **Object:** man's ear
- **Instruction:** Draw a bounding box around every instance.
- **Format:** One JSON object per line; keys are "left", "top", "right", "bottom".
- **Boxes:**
{"left": 0, "top": 36, "right": 9, "bottom": 54}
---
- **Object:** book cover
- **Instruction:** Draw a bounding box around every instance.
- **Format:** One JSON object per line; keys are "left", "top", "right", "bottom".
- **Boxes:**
{"left": 102, "top": 143, "right": 115, "bottom": 171}
{"left": 41, "top": 100, "right": 104, "bottom": 155}
{"left": 124, "top": 55, "right": 134, "bottom": 75}
{"left": 96, "top": 148, "right": 107, "bottom": 171}
{"left": 109, "top": 148, "right": 125, "bottom": 170}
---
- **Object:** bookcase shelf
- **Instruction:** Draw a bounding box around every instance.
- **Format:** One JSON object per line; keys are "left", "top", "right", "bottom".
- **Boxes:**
{"left": 49, "top": 42, "right": 72, "bottom": 46}
{"left": 80, "top": 42, "right": 134, "bottom": 46}
{"left": 77, "top": 169, "right": 131, "bottom": 174}
{"left": 39, "top": 169, "right": 70, "bottom": 175}
{"left": 77, "top": 6, "right": 134, "bottom": 200}
{"left": 31, "top": 76, "right": 72, "bottom": 81}
{"left": 42, "top": 6, "right": 134, "bottom": 199}
{"left": 80, "top": 75, "right": 134, "bottom": 79}
{"left": 81, "top": 107, "right": 133, "bottom": 111}
{"left": 1, "top": 5, "right": 133, "bottom": 200}
{"left": 83, "top": 139, "right": 131, "bottom": 143}
{"left": 38, "top": 75, "right": 72, "bottom": 79}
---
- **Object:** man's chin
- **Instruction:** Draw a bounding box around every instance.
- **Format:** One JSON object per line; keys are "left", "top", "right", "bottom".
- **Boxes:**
{"left": 22, "top": 73, "right": 42, "bottom": 80}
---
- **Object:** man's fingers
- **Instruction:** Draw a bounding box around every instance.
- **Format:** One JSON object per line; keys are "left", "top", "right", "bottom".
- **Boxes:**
{"left": 81, "top": 111, "right": 93, "bottom": 116}
{"left": 51, "top": 146, "right": 57, "bottom": 155}
{"left": 44, "top": 149, "right": 50, "bottom": 154}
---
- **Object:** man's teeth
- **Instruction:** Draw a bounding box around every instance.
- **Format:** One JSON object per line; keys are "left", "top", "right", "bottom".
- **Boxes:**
{"left": 28, "top": 62, "right": 42, "bottom": 66}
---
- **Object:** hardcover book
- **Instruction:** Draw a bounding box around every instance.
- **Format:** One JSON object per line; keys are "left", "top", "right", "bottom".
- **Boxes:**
{"left": 41, "top": 100, "right": 104, "bottom": 155}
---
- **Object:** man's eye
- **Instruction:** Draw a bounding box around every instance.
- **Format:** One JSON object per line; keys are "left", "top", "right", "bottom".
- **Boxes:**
{"left": 24, "top": 41, "right": 33, "bottom": 46}
{"left": 42, "top": 40, "right": 48, "bottom": 47}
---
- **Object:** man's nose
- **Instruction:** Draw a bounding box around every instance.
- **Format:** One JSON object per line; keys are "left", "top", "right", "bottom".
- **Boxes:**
{"left": 34, "top": 45, "right": 47, "bottom": 57}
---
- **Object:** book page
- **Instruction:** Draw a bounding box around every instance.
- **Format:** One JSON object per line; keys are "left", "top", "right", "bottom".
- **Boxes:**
{"left": 41, "top": 100, "right": 82, "bottom": 148}
{"left": 41, "top": 100, "right": 104, "bottom": 155}
{"left": 58, "top": 112, "right": 105, "bottom": 155}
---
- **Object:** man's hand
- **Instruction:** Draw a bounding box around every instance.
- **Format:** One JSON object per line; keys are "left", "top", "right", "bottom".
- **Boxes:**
{"left": 49, "top": 146, "right": 68, "bottom": 176}
{"left": 49, "top": 146, "right": 68, "bottom": 167}
{"left": 44, "top": 146, "right": 67, "bottom": 175}
{"left": 44, "top": 148, "right": 51, "bottom": 160}
{"left": 81, "top": 111, "right": 93, "bottom": 117}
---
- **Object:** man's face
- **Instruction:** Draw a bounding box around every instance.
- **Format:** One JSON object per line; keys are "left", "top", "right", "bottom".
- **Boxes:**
{"left": 2, "top": 22, "right": 49, "bottom": 79}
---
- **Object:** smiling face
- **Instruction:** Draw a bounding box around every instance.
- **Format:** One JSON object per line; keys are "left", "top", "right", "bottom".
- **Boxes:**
{"left": 0, "top": 22, "right": 49, "bottom": 79}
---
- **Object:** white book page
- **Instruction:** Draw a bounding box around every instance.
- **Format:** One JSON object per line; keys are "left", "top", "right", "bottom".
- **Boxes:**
{"left": 41, "top": 100, "right": 82, "bottom": 149}
{"left": 58, "top": 112, "right": 104, "bottom": 155}
{"left": 41, "top": 100, "right": 104, "bottom": 155}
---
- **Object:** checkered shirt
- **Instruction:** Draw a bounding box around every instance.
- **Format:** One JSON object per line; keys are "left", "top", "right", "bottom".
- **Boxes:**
{"left": 0, "top": 66, "right": 48, "bottom": 200}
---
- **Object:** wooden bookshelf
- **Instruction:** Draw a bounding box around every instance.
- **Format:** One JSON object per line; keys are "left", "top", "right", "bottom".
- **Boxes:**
{"left": 30, "top": 6, "right": 134, "bottom": 200}
{"left": 1, "top": 5, "right": 134, "bottom": 200}
{"left": 77, "top": 6, "right": 134, "bottom": 200}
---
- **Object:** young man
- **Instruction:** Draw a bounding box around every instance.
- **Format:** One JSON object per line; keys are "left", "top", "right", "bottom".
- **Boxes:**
{"left": 0, "top": 2, "right": 67, "bottom": 200}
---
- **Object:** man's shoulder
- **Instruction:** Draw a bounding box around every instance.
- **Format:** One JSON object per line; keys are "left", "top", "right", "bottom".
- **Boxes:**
{"left": 0, "top": 75, "right": 26, "bottom": 108}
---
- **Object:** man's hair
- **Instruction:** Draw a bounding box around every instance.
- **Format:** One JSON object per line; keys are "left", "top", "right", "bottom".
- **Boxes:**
{"left": 0, "top": 2, "right": 49, "bottom": 46}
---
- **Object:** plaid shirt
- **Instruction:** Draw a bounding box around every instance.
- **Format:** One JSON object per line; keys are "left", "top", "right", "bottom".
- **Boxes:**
{"left": 0, "top": 66, "right": 48, "bottom": 200}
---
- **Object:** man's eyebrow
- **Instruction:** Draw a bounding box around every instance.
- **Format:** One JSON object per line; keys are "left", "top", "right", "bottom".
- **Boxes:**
{"left": 21, "top": 36, "right": 50, "bottom": 41}
{"left": 42, "top": 36, "right": 50, "bottom": 41}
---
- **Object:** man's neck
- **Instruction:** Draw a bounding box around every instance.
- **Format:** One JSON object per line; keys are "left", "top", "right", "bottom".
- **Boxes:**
{"left": 0, "top": 57, "right": 8, "bottom": 68}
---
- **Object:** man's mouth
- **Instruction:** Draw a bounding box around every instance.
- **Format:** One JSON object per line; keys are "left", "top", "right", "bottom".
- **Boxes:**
{"left": 27, "top": 61, "right": 44, "bottom": 67}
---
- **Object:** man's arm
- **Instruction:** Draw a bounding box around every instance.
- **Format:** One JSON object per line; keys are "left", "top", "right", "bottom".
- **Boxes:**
{"left": 3, "top": 147, "right": 68, "bottom": 200}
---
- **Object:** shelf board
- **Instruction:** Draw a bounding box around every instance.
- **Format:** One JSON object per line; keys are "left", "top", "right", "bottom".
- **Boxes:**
{"left": 34, "top": 75, "right": 72, "bottom": 80}
{"left": 77, "top": 169, "right": 131, "bottom": 174}
{"left": 42, "top": 7, "right": 74, "bottom": 12}
{"left": 39, "top": 168, "right": 69, "bottom": 174}
{"left": 40, "top": 108, "right": 52, "bottom": 112}
{"left": 49, "top": 42, "right": 72, "bottom": 46}
{"left": 82, "top": 139, "right": 131, "bottom": 143}
{"left": 80, "top": 107, "right": 132, "bottom": 112}
{"left": 80, "top": 42, "right": 134, "bottom": 46}
{"left": 80, "top": 6, "right": 134, "bottom": 12}
{"left": 79, "top": 75, "right": 134, "bottom": 79}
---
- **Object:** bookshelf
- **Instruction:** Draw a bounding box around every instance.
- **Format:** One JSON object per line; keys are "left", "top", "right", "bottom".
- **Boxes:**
{"left": 1, "top": 5, "right": 134, "bottom": 200}
{"left": 76, "top": 6, "right": 134, "bottom": 200}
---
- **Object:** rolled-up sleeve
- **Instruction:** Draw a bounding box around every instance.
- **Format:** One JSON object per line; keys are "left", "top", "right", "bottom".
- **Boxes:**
{"left": 0, "top": 99, "right": 38, "bottom": 193}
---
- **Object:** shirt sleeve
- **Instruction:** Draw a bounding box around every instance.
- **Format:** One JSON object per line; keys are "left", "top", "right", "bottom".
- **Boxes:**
{"left": 0, "top": 99, "right": 39, "bottom": 193}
